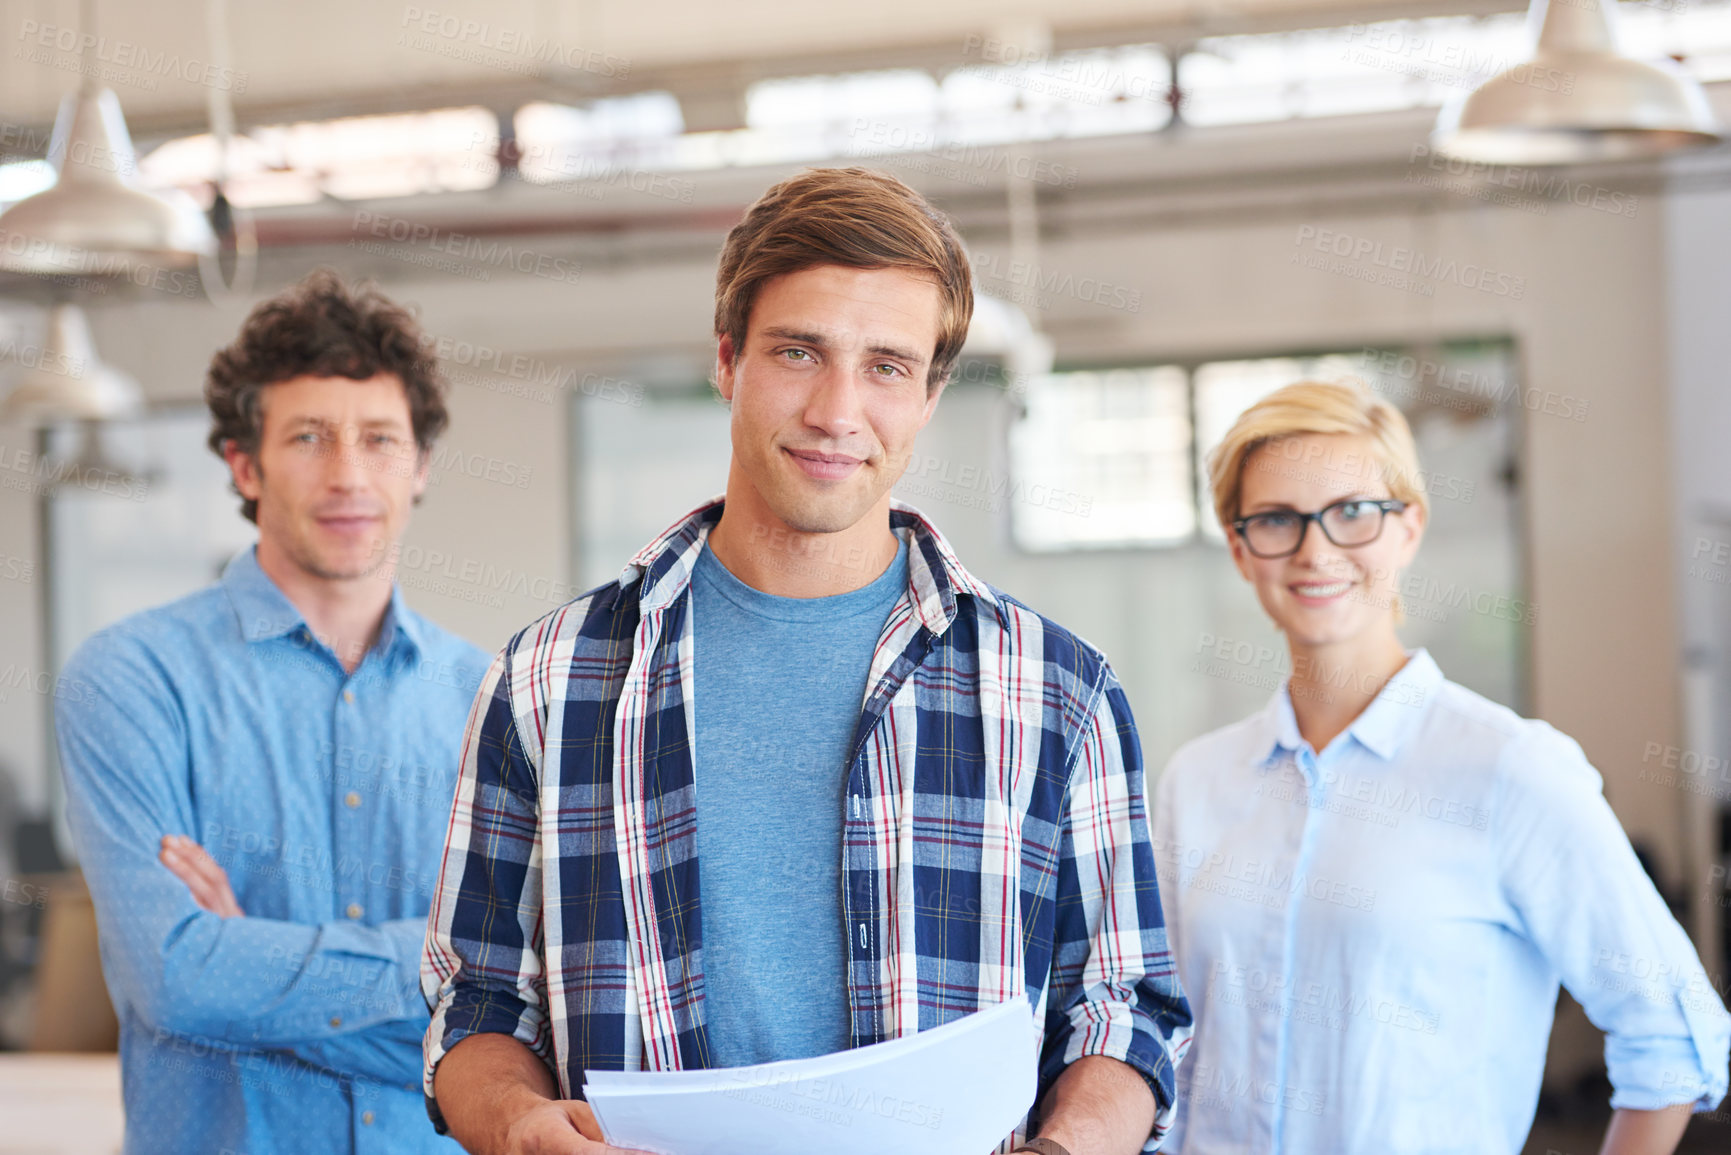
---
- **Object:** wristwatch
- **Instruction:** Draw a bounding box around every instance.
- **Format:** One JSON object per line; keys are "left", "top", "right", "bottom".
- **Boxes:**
{"left": 1013, "top": 1139, "right": 1074, "bottom": 1155}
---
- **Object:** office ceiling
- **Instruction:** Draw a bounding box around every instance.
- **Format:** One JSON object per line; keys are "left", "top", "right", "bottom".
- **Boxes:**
{"left": 0, "top": 0, "right": 1525, "bottom": 138}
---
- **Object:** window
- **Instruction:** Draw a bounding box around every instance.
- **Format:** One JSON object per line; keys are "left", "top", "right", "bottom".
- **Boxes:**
{"left": 137, "top": 107, "right": 501, "bottom": 208}
{"left": 47, "top": 408, "right": 256, "bottom": 663}
{"left": 571, "top": 380, "right": 732, "bottom": 591}
{"left": 1007, "top": 367, "right": 1192, "bottom": 551}
{"left": 1003, "top": 338, "right": 1527, "bottom": 711}
{"left": 1192, "top": 352, "right": 1368, "bottom": 540}
{"left": 1009, "top": 339, "right": 1521, "bottom": 552}
{"left": 564, "top": 341, "right": 1528, "bottom": 721}
{"left": 32, "top": 409, "right": 257, "bottom": 814}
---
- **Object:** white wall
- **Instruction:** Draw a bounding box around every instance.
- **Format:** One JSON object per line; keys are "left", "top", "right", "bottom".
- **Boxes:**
{"left": 1665, "top": 171, "right": 1731, "bottom": 985}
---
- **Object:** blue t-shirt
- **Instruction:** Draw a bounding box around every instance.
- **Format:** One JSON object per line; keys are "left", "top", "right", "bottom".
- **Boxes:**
{"left": 690, "top": 531, "right": 910, "bottom": 1067}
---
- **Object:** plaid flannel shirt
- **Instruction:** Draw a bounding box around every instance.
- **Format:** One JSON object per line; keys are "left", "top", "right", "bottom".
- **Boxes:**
{"left": 422, "top": 497, "right": 1193, "bottom": 1150}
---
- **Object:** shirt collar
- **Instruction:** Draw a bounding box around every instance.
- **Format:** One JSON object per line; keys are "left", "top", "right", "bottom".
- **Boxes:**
{"left": 376, "top": 583, "right": 427, "bottom": 661}
{"left": 1253, "top": 647, "right": 1442, "bottom": 766}
{"left": 617, "top": 494, "right": 998, "bottom": 635}
{"left": 223, "top": 546, "right": 304, "bottom": 642}
{"left": 1255, "top": 686, "right": 1304, "bottom": 767}
{"left": 1346, "top": 648, "right": 1441, "bottom": 759}
{"left": 222, "top": 545, "right": 425, "bottom": 662}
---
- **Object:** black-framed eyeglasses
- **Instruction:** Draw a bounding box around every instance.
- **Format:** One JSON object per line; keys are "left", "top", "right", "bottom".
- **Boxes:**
{"left": 1231, "top": 498, "right": 1408, "bottom": 558}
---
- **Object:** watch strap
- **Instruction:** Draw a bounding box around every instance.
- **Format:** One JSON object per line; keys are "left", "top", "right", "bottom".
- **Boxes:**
{"left": 1014, "top": 1139, "right": 1074, "bottom": 1155}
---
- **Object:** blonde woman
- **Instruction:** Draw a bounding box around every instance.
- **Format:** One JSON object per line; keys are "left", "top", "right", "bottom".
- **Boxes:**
{"left": 1154, "top": 380, "right": 1729, "bottom": 1153}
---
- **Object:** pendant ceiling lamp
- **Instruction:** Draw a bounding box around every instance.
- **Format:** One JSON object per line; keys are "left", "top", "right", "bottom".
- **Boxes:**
{"left": 1432, "top": 0, "right": 1720, "bottom": 165}
{"left": 0, "top": 303, "right": 143, "bottom": 425}
{"left": 0, "top": 86, "right": 217, "bottom": 275}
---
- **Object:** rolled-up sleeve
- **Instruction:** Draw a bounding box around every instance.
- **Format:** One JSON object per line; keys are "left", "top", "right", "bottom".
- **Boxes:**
{"left": 420, "top": 646, "right": 553, "bottom": 1130}
{"left": 1043, "top": 665, "right": 1194, "bottom": 1150}
{"left": 1495, "top": 724, "right": 1730, "bottom": 1112}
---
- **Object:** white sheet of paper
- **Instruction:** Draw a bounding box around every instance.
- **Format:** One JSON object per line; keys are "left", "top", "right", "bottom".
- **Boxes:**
{"left": 582, "top": 996, "right": 1037, "bottom": 1155}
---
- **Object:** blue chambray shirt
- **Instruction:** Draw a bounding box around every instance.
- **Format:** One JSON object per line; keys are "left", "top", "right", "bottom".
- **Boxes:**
{"left": 1155, "top": 648, "right": 1731, "bottom": 1154}
{"left": 55, "top": 546, "right": 488, "bottom": 1155}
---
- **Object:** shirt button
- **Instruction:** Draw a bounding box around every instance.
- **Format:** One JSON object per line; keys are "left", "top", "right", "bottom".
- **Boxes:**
{"left": 362, "top": 1111, "right": 375, "bottom": 1126}
{"left": 329, "top": 1016, "right": 342, "bottom": 1028}
{"left": 346, "top": 903, "right": 364, "bottom": 920}
{"left": 342, "top": 689, "right": 356, "bottom": 704}
{"left": 344, "top": 791, "right": 362, "bottom": 809}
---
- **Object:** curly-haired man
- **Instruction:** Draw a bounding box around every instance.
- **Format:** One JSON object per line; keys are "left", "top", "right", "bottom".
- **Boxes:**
{"left": 56, "top": 270, "right": 487, "bottom": 1154}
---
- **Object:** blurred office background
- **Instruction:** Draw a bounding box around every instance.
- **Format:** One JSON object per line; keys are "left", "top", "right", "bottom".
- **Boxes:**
{"left": 0, "top": 0, "right": 1728, "bottom": 1149}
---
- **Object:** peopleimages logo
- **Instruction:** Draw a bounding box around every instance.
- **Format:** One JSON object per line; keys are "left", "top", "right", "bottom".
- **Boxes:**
{"left": 0, "top": 234, "right": 202, "bottom": 295}
{"left": 847, "top": 121, "right": 1080, "bottom": 189}
{"left": 466, "top": 136, "right": 695, "bottom": 203}
{"left": 1407, "top": 146, "right": 1638, "bottom": 218}
{"left": 350, "top": 211, "right": 582, "bottom": 285}
{"left": 424, "top": 335, "right": 645, "bottom": 407}
{"left": 0, "top": 443, "right": 151, "bottom": 501}
{"left": 16, "top": 20, "right": 250, "bottom": 92}
{"left": 398, "top": 7, "right": 630, "bottom": 79}
{"left": 960, "top": 34, "right": 1167, "bottom": 105}
{"left": 1358, "top": 347, "right": 1589, "bottom": 423}
{"left": 971, "top": 253, "right": 1142, "bottom": 312}
{"left": 426, "top": 445, "right": 533, "bottom": 489}
{"left": 1293, "top": 226, "right": 1526, "bottom": 299}
{"left": 900, "top": 451, "right": 1093, "bottom": 516}
{"left": 0, "top": 334, "right": 84, "bottom": 379}
{"left": 1341, "top": 23, "right": 1574, "bottom": 95}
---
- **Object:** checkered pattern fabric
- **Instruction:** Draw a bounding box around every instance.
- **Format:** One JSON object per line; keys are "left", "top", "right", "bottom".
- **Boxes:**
{"left": 422, "top": 497, "right": 1192, "bottom": 1150}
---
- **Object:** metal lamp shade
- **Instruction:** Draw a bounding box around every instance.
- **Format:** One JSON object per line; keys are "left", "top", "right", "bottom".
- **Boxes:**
{"left": 0, "top": 304, "right": 143, "bottom": 425}
{"left": 1432, "top": 0, "right": 1720, "bottom": 165}
{"left": 0, "top": 89, "right": 216, "bottom": 275}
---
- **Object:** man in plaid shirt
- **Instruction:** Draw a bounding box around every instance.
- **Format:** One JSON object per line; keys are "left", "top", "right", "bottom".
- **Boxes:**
{"left": 422, "top": 167, "right": 1192, "bottom": 1155}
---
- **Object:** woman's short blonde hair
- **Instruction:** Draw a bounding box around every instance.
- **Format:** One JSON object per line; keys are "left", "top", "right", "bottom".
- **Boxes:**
{"left": 1205, "top": 378, "right": 1428, "bottom": 533}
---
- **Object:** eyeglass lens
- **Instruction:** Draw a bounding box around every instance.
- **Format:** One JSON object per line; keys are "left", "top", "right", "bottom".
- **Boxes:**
{"left": 1243, "top": 501, "right": 1389, "bottom": 555}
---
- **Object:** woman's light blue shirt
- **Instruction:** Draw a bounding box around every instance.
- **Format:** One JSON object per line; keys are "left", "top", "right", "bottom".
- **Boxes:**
{"left": 1155, "top": 648, "right": 1729, "bottom": 1153}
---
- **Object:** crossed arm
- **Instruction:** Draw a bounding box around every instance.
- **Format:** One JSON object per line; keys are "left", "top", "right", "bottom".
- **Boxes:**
{"left": 56, "top": 653, "right": 434, "bottom": 1090}
{"left": 147, "top": 834, "right": 431, "bottom": 1087}
{"left": 159, "top": 834, "right": 244, "bottom": 918}
{"left": 162, "top": 835, "right": 1689, "bottom": 1155}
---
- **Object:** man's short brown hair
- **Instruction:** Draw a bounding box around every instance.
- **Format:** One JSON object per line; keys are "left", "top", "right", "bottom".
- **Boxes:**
{"left": 713, "top": 167, "right": 973, "bottom": 393}
{"left": 205, "top": 269, "right": 448, "bottom": 523}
